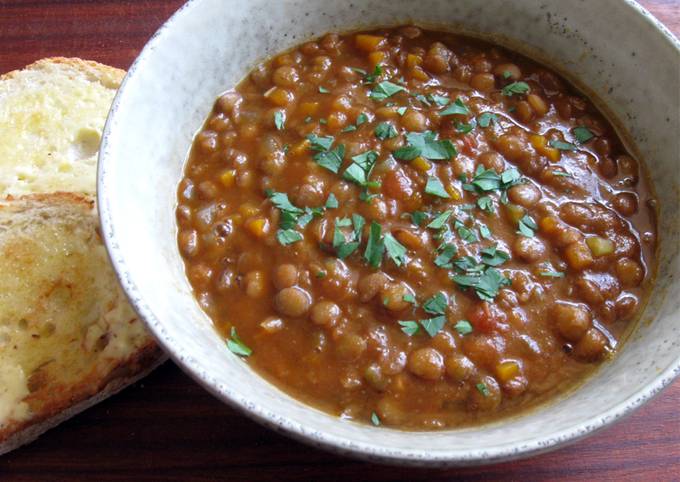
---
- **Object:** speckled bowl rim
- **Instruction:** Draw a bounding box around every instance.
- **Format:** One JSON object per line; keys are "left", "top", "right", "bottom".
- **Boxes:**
{"left": 98, "top": 0, "right": 680, "bottom": 467}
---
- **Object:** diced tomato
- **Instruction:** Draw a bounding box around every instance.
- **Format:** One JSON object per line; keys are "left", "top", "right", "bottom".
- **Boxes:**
{"left": 382, "top": 169, "right": 414, "bottom": 200}
{"left": 467, "top": 301, "right": 505, "bottom": 334}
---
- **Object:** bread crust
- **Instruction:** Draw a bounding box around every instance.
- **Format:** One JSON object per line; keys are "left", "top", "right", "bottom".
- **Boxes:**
{"left": 0, "top": 57, "right": 125, "bottom": 90}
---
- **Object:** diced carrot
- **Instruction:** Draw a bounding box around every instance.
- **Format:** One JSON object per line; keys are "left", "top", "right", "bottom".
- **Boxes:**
{"left": 355, "top": 34, "right": 386, "bottom": 52}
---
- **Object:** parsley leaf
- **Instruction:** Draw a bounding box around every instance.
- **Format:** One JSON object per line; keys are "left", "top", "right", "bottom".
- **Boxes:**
{"left": 451, "top": 267, "right": 510, "bottom": 301}
{"left": 425, "top": 176, "right": 450, "bottom": 198}
{"left": 454, "top": 320, "right": 473, "bottom": 335}
{"left": 549, "top": 139, "right": 576, "bottom": 151}
{"left": 402, "top": 293, "right": 417, "bottom": 305}
{"left": 427, "top": 210, "right": 453, "bottom": 230}
{"left": 394, "top": 131, "right": 457, "bottom": 161}
{"left": 357, "top": 113, "right": 369, "bottom": 125}
{"left": 423, "top": 292, "right": 448, "bottom": 315}
{"left": 477, "top": 112, "right": 498, "bottom": 128}
{"left": 363, "top": 221, "right": 385, "bottom": 268}
{"left": 410, "top": 211, "right": 428, "bottom": 226}
{"left": 399, "top": 320, "right": 420, "bottom": 336}
{"left": 267, "top": 191, "right": 304, "bottom": 215}
{"left": 456, "top": 121, "right": 475, "bottom": 134}
{"left": 540, "top": 270, "right": 565, "bottom": 278}
{"left": 307, "top": 134, "right": 334, "bottom": 152}
{"left": 342, "top": 124, "right": 358, "bottom": 133}
{"left": 383, "top": 233, "right": 408, "bottom": 266}
{"left": 480, "top": 245, "right": 510, "bottom": 267}
{"left": 227, "top": 327, "right": 252, "bottom": 357}
{"left": 419, "top": 316, "right": 447, "bottom": 337}
{"left": 573, "top": 126, "right": 595, "bottom": 144}
{"left": 370, "top": 81, "right": 406, "bottom": 101}
{"left": 370, "top": 411, "right": 381, "bottom": 426}
{"left": 517, "top": 214, "right": 538, "bottom": 237}
{"left": 363, "top": 64, "right": 383, "bottom": 83}
{"left": 440, "top": 97, "right": 471, "bottom": 116}
{"left": 476, "top": 382, "right": 490, "bottom": 397}
{"left": 325, "top": 193, "right": 338, "bottom": 209}
{"left": 314, "top": 145, "right": 345, "bottom": 173}
{"left": 343, "top": 150, "right": 379, "bottom": 187}
{"left": 479, "top": 223, "right": 492, "bottom": 240}
{"left": 501, "top": 81, "right": 530, "bottom": 96}
{"left": 318, "top": 86, "right": 330, "bottom": 93}
{"left": 477, "top": 196, "right": 494, "bottom": 213}
{"left": 274, "top": 111, "right": 285, "bottom": 130}
{"left": 428, "top": 93, "right": 450, "bottom": 106}
{"left": 434, "top": 243, "right": 457, "bottom": 268}
{"left": 276, "top": 229, "right": 303, "bottom": 245}
{"left": 375, "top": 122, "right": 398, "bottom": 140}
{"left": 396, "top": 106, "right": 407, "bottom": 116}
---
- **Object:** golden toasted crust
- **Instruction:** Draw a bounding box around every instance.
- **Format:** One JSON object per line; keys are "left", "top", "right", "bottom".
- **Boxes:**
{"left": 0, "top": 342, "right": 164, "bottom": 456}
{"left": 0, "top": 57, "right": 125, "bottom": 90}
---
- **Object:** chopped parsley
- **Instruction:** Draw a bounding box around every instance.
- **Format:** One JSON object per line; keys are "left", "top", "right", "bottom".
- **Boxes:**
{"left": 456, "top": 121, "right": 476, "bottom": 134}
{"left": 440, "top": 97, "right": 471, "bottom": 116}
{"left": 424, "top": 176, "right": 450, "bottom": 198}
{"left": 476, "top": 196, "right": 494, "bottom": 213}
{"left": 343, "top": 150, "right": 380, "bottom": 188}
{"left": 540, "top": 270, "right": 565, "bottom": 278}
{"left": 370, "top": 411, "right": 381, "bottom": 426}
{"left": 428, "top": 93, "right": 450, "bottom": 106}
{"left": 501, "top": 81, "right": 530, "bottom": 96}
{"left": 393, "top": 131, "right": 457, "bottom": 161}
{"left": 517, "top": 214, "right": 538, "bottom": 237}
{"left": 357, "top": 113, "right": 369, "bottom": 125}
{"left": 318, "top": 86, "right": 330, "bottom": 94}
{"left": 375, "top": 122, "right": 398, "bottom": 140}
{"left": 227, "top": 327, "right": 252, "bottom": 357}
{"left": 549, "top": 139, "right": 576, "bottom": 151}
{"left": 370, "top": 80, "right": 406, "bottom": 101}
{"left": 342, "top": 124, "right": 357, "bottom": 132}
{"left": 274, "top": 111, "right": 285, "bottom": 130}
{"left": 480, "top": 245, "right": 510, "bottom": 267}
{"left": 502, "top": 70, "right": 512, "bottom": 79}
{"left": 402, "top": 293, "right": 417, "bottom": 305}
{"left": 396, "top": 106, "right": 407, "bottom": 116}
{"left": 434, "top": 243, "right": 457, "bottom": 268}
{"left": 276, "top": 229, "right": 303, "bottom": 245}
{"left": 573, "top": 126, "right": 594, "bottom": 143}
{"left": 454, "top": 320, "right": 473, "bottom": 335}
{"left": 426, "top": 210, "right": 453, "bottom": 230}
{"left": 423, "top": 292, "right": 447, "bottom": 315}
{"left": 477, "top": 112, "right": 498, "bottom": 128}
{"left": 383, "top": 233, "right": 408, "bottom": 266}
{"left": 451, "top": 267, "right": 511, "bottom": 302}
{"left": 399, "top": 320, "right": 420, "bottom": 336}
{"left": 419, "top": 316, "right": 447, "bottom": 337}
{"left": 476, "top": 382, "right": 490, "bottom": 397}
{"left": 410, "top": 211, "right": 429, "bottom": 226}
{"left": 363, "top": 221, "right": 385, "bottom": 268}
{"left": 325, "top": 193, "right": 338, "bottom": 209}
{"left": 306, "top": 134, "right": 345, "bottom": 173}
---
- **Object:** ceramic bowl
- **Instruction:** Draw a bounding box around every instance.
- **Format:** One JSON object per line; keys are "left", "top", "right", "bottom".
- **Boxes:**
{"left": 98, "top": 0, "right": 680, "bottom": 466}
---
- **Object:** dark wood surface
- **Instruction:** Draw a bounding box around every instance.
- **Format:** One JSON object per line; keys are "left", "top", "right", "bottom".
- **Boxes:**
{"left": 1, "top": 1, "right": 678, "bottom": 480}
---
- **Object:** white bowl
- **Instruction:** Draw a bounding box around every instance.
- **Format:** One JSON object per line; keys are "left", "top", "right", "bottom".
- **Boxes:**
{"left": 98, "top": 0, "right": 680, "bottom": 466}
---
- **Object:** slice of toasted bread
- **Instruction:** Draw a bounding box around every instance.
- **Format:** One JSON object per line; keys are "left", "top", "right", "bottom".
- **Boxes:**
{"left": 0, "top": 59, "right": 165, "bottom": 455}
{"left": 0, "top": 58, "right": 125, "bottom": 198}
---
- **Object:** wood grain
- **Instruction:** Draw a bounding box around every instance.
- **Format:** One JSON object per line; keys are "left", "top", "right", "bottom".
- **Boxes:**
{"left": 0, "top": 1, "right": 678, "bottom": 480}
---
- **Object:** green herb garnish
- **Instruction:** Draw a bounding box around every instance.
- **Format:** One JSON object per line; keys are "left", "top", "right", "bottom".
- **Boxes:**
{"left": 227, "top": 327, "right": 252, "bottom": 357}
{"left": 370, "top": 80, "right": 406, "bottom": 101}
{"left": 393, "top": 131, "right": 457, "bottom": 161}
{"left": 375, "top": 122, "right": 398, "bottom": 140}
{"left": 454, "top": 320, "right": 473, "bottom": 335}
{"left": 501, "top": 81, "right": 530, "bottom": 96}
{"left": 370, "top": 411, "right": 381, "bottom": 426}
{"left": 318, "top": 86, "right": 330, "bottom": 94}
{"left": 274, "top": 111, "right": 285, "bottom": 130}
{"left": 517, "top": 214, "right": 538, "bottom": 237}
{"left": 363, "top": 221, "right": 385, "bottom": 268}
{"left": 549, "top": 139, "right": 576, "bottom": 151}
{"left": 398, "top": 320, "right": 420, "bottom": 336}
{"left": 383, "top": 233, "right": 408, "bottom": 266}
{"left": 424, "top": 176, "right": 450, "bottom": 198}
{"left": 477, "top": 112, "right": 498, "bottom": 128}
{"left": 440, "top": 97, "right": 471, "bottom": 116}
{"left": 573, "top": 126, "right": 594, "bottom": 143}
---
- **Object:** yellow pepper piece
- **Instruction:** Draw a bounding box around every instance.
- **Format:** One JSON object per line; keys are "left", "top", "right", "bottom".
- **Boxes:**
{"left": 368, "top": 51, "right": 386, "bottom": 66}
{"left": 410, "top": 66, "right": 429, "bottom": 81}
{"left": 219, "top": 169, "right": 236, "bottom": 188}
{"left": 245, "top": 217, "right": 270, "bottom": 238}
{"left": 298, "top": 101, "right": 319, "bottom": 117}
{"left": 446, "top": 185, "right": 462, "bottom": 200}
{"left": 355, "top": 34, "right": 386, "bottom": 52}
{"left": 586, "top": 236, "right": 615, "bottom": 257}
{"left": 496, "top": 361, "right": 520, "bottom": 383}
{"left": 410, "top": 156, "right": 431, "bottom": 173}
{"left": 406, "top": 54, "right": 422, "bottom": 68}
{"left": 529, "top": 134, "right": 560, "bottom": 162}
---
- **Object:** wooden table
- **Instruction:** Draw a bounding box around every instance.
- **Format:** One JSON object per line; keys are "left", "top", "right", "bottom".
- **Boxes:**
{"left": 1, "top": 1, "right": 678, "bottom": 480}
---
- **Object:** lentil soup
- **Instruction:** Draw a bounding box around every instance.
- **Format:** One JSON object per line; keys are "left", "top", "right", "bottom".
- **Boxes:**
{"left": 176, "top": 26, "right": 657, "bottom": 429}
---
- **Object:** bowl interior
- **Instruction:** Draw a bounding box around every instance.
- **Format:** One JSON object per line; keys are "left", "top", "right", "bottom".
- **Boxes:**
{"left": 98, "top": 0, "right": 680, "bottom": 466}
